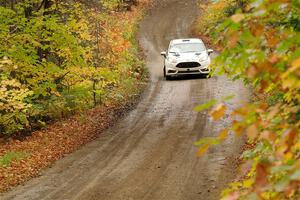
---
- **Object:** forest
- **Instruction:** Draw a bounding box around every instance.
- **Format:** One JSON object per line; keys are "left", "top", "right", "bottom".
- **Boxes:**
{"left": 0, "top": 0, "right": 145, "bottom": 137}
{"left": 0, "top": 0, "right": 149, "bottom": 192}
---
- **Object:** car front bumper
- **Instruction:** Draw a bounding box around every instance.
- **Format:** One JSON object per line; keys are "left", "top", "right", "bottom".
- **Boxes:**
{"left": 165, "top": 61, "right": 211, "bottom": 76}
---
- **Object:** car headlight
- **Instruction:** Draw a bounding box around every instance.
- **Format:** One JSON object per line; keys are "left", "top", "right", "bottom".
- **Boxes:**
{"left": 171, "top": 59, "right": 177, "bottom": 63}
{"left": 168, "top": 57, "right": 177, "bottom": 64}
{"left": 199, "top": 54, "right": 208, "bottom": 62}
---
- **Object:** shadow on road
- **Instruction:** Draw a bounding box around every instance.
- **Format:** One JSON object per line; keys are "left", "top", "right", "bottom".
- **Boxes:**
{"left": 166, "top": 74, "right": 211, "bottom": 81}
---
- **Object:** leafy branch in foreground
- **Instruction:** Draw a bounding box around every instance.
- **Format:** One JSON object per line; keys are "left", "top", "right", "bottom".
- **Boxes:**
{"left": 196, "top": 0, "right": 300, "bottom": 199}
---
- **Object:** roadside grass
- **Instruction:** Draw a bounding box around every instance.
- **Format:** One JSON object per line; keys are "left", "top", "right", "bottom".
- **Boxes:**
{"left": 0, "top": 152, "right": 28, "bottom": 167}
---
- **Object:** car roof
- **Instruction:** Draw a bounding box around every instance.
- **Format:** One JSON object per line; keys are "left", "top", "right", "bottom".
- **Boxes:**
{"left": 170, "top": 38, "right": 203, "bottom": 45}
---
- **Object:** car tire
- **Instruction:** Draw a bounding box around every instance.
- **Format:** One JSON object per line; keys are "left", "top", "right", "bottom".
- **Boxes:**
{"left": 166, "top": 75, "right": 171, "bottom": 80}
{"left": 163, "top": 66, "right": 166, "bottom": 77}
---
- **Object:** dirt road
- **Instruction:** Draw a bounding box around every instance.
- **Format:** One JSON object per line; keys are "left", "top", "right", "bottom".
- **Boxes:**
{"left": 1, "top": 0, "right": 249, "bottom": 199}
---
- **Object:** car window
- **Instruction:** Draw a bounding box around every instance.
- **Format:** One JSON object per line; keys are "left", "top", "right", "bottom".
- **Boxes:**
{"left": 169, "top": 43, "right": 206, "bottom": 53}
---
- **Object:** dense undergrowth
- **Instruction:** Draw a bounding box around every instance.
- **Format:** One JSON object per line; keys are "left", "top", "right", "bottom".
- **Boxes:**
{"left": 0, "top": 0, "right": 147, "bottom": 137}
{"left": 195, "top": 0, "right": 300, "bottom": 199}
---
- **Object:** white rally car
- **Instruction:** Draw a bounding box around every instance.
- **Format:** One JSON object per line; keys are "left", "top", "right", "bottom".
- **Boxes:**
{"left": 161, "top": 38, "right": 213, "bottom": 80}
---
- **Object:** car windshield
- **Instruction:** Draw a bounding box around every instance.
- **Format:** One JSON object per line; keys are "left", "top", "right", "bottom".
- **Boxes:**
{"left": 169, "top": 43, "right": 206, "bottom": 53}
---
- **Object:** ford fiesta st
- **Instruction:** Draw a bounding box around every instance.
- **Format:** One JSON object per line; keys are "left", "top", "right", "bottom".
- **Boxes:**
{"left": 161, "top": 38, "right": 213, "bottom": 80}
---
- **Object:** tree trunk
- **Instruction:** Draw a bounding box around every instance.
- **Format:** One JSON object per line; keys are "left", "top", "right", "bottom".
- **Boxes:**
{"left": 38, "top": 0, "right": 53, "bottom": 60}
{"left": 43, "top": 0, "right": 53, "bottom": 15}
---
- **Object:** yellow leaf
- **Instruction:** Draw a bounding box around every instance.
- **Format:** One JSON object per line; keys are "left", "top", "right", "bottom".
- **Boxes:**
{"left": 210, "top": 104, "right": 227, "bottom": 121}
{"left": 197, "top": 144, "right": 210, "bottom": 157}
{"left": 287, "top": 57, "right": 300, "bottom": 76}
{"left": 232, "top": 120, "right": 243, "bottom": 136}
{"left": 243, "top": 179, "right": 254, "bottom": 188}
{"left": 292, "top": 57, "right": 300, "bottom": 68}
{"left": 282, "top": 77, "right": 297, "bottom": 89}
{"left": 231, "top": 14, "right": 244, "bottom": 23}
{"left": 219, "top": 128, "right": 229, "bottom": 141}
{"left": 294, "top": 141, "right": 300, "bottom": 151}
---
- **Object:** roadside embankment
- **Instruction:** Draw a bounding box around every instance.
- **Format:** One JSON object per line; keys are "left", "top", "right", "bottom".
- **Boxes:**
{"left": 0, "top": 0, "right": 151, "bottom": 193}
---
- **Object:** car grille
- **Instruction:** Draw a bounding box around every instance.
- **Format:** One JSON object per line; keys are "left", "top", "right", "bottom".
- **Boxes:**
{"left": 178, "top": 70, "right": 199, "bottom": 73}
{"left": 176, "top": 62, "right": 200, "bottom": 68}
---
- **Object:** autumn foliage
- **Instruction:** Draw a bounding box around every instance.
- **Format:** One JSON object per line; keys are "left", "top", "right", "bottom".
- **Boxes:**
{"left": 196, "top": 0, "right": 300, "bottom": 199}
{"left": 0, "top": 0, "right": 149, "bottom": 192}
{"left": 0, "top": 0, "right": 147, "bottom": 136}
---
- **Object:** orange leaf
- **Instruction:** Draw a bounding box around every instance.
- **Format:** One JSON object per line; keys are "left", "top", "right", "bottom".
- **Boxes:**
{"left": 219, "top": 128, "right": 229, "bottom": 141}
{"left": 288, "top": 57, "right": 300, "bottom": 76}
{"left": 268, "top": 54, "right": 279, "bottom": 64}
{"left": 232, "top": 120, "right": 243, "bottom": 136}
{"left": 210, "top": 104, "right": 227, "bottom": 121}
{"left": 283, "top": 129, "right": 297, "bottom": 150}
{"left": 267, "top": 33, "right": 279, "bottom": 47}
{"left": 231, "top": 14, "right": 244, "bottom": 23}
{"left": 252, "top": 23, "right": 264, "bottom": 37}
{"left": 231, "top": 106, "right": 250, "bottom": 117}
{"left": 246, "top": 124, "right": 258, "bottom": 140}
{"left": 228, "top": 32, "right": 239, "bottom": 48}
{"left": 292, "top": 57, "right": 300, "bottom": 68}
{"left": 222, "top": 192, "right": 240, "bottom": 200}
{"left": 260, "top": 131, "right": 277, "bottom": 142}
{"left": 246, "top": 65, "right": 259, "bottom": 78}
{"left": 255, "top": 163, "right": 268, "bottom": 191}
{"left": 197, "top": 144, "right": 210, "bottom": 157}
{"left": 267, "top": 104, "right": 281, "bottom": 120}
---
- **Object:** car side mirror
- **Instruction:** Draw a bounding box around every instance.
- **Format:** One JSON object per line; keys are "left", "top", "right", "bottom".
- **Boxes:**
{"left": 160, "top": 51, "right": 167, "bottom": 57}
{"left": 207, "top": 49, "right": 214, "bottom": 55}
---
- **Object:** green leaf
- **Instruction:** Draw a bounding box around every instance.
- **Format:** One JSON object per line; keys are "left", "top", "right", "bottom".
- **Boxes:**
{"left": 274, "top": 176, "right": 290, "bottom": 192}
{"left": 291, "top": 169, "right": 300, "bottom": 180}
{"left": 194, "top": 99, "right": 217, "bottom": 112}
{"left": 271, "top": 165, "right": 292, "bottom": 173}
{"left": 0, "top": 151, "right": 28, "bottom": 167}
{"left": 221, "top": 95, "right": 235, "bottom": 102}
{"left": 246, "top": 192, "right": 259, "bottom": 200}
{"left": 194, "top": 137, "right": 221, "bottom": 147}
